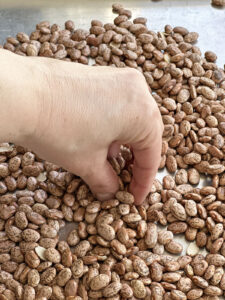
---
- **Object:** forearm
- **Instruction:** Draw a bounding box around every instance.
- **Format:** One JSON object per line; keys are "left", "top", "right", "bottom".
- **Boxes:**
{"left": 0, "top": 49, "right": 39, "bottom": 144}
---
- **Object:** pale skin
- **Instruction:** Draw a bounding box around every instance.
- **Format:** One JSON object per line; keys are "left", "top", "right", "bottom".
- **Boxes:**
{"left": 0, "top": 49, "right": 163, "bottom": 205}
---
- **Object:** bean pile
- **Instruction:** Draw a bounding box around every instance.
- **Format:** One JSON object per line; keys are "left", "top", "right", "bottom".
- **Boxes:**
{"left": 0, "top": 3, "right": 225, "bottom": 300}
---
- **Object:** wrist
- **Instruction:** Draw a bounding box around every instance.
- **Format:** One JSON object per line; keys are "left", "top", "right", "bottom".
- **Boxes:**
{"left": 0, "top": 50, "right": 40, "bottom": 146}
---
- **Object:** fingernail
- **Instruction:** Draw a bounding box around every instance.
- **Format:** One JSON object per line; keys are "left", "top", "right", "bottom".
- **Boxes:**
{"left": 96, "top": 192, "right": 114, "bottom": 201}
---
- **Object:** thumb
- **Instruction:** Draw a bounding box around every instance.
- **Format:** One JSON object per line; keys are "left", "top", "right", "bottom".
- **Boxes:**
{"left": 81, "top": 156, "right": 119, "bottom": 201}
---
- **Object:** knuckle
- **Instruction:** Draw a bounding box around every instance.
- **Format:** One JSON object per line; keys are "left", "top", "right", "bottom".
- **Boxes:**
{"left": 122, "top": 67, "right": 146, "bottom": 91}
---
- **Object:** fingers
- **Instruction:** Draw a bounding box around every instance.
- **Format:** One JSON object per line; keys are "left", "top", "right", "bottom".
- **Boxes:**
{"left": 81, "top": 155, "right": 119, "bottom": 201}
{"left": 108, "top": 141, "right": 121, "bottom": 158}
{"left": 130, "top": 122, "right": 162, "bottom": 205}
{"left": 125, "top": 89, "right": 163, "bottom": 205}
{"left": 111, "top": 69, "right": 163, "bottom": 205}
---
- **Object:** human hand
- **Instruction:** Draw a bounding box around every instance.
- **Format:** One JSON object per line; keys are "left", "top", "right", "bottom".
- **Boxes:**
{"left": 2, "top": 50, "right": 163, "bottom": 204}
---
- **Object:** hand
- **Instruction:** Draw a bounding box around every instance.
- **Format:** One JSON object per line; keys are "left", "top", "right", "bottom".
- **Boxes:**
{"left": 1, "top": 50, "right": 163, "bottom": 204}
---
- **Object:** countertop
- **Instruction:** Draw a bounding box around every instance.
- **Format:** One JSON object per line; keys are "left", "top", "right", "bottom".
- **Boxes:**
{"left": 0, "top": 0, "right": 224, "bottom": 271}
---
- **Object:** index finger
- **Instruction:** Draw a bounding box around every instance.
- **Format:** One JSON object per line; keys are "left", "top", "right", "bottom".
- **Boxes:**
{"left": 129, "top": 121, "right": 162, "bottom": 205}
